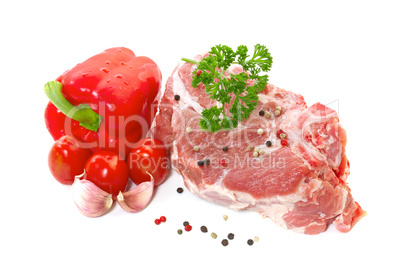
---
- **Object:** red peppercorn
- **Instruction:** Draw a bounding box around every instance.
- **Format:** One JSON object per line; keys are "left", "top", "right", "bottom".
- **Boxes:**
{"left": 196, "top": 70, "right": 202, "bottom": 76}
{"left": 160, "top": 216, "right": 166, "bottom": 222}
{"left": 184, "top": 225, "right": 192, "bottom": 232}
{"left": 219, "top": 159, "right": 226, "bottom": 166}
{"left": 277, "top": 129, "right": 284, "bottom": 138}
{"left": 155, "top": 219, "right": 161, "bottom": 225}
{"left": 281, "top": 139, "right": 288, "bottom": 146}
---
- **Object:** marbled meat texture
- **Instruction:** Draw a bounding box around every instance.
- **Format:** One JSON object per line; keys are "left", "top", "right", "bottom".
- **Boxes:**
{"left": 150, "top": 56, "right": 365, "bottom": 234}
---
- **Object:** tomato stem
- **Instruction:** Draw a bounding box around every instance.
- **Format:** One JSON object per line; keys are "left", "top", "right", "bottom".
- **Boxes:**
{"left": 44, "top": 81, "right": 102, "bottom": 132}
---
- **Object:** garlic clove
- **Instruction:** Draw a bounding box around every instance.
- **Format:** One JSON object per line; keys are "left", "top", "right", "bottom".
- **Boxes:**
{"left": 71, "top": 174, "right": 113, "bottom": 217}
{"left": 117, "top": 175, "right": 154, "bottom": 213}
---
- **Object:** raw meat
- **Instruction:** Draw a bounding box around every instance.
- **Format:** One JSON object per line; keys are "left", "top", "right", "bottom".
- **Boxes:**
{"left": 150, "top": 56, "right": 365, "bottom": 235}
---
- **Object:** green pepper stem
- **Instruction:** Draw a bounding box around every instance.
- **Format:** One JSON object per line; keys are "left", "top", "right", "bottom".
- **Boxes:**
{"left": 44, "top": 81, "right": 102, "bottom": 132}
{"left": 181, "top": 57, "right": 200, "bottom": 65}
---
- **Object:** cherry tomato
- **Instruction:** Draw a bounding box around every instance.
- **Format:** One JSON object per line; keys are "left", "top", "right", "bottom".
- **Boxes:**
{"left": 83, "top": 151, "right": 129, "bottom": 200}
{"left": 127, "top": 138, "right": 169, "bottom": 186}
{"left": 48, "top": 135, "right": 92, "bottom": 185}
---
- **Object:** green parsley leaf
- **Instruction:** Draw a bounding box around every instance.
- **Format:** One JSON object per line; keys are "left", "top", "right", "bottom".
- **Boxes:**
{"left": 182, "top": 44, "right": 273, "bottom": 132}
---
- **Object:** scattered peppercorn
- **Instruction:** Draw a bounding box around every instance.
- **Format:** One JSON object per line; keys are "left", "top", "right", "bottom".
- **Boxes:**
{"left": 254, "top": 236, "right": 259, "bottom": 242}
{"left": 221, "top": 239, "right": 229, "bottom": 246}
{"left": 265, "top": 112, "right": 271, "bottom": 118}
{"left": 154, "top": 219, "right": 161, "bottom": 225}
{"left": 223, "top": 215, "right": 228, "bottom": 221}
{"left": 174, "top": 94, "right": 180, "bottom": 101}
{"left": 222, "top": 145, "right": 229, "bottom": 152}
{"left": 277, "top": 130, "right": 284, "bottom": 138}
{"left": 253, "top": 151, "right": 259, "bottom": 157}
{"left": 276, "top": 106, "right": 282, "bottom": 111}
{"left": 204, "top": 159, "right": 210, "bottom": 165}
{"left": 281, "top": 139, "right": 288, "bottom": 146}
{"left": 184, "top": 225, "right": 192, "bottom": 232}
{"left": 259, "top": 110, "right": 265, "bottom": 116}
{"left": 200, "top": 226, "right": 208, "bottom": 233}
{"left": 183, "top": 221, "right": 189, "bottom": 226}
{"left": 219, "top": 159, "right": 226, "bottom": 166}
{"left": 274, "top": 109, "right": 281, "bottom": 116}
{"left": 228, "top": 233, "right": 235, "bottom": 240}
{"left": 211, "top": 232, "right": 218, "bottom": 239}
{"left": 279, "top": 133, "right": 287, "bottom": 139}
{"left": 177, "top": 229, "right": 183, "bottom": 235}
{"left": 247, "top": 145, "right": 253, "bottom": 151}
{"left": 197, "top": 160, "right": 204, "bottom": 166}
{"left": 186, "top": 127, "right": 192, "bottom": 133}
{"left": 247, "top": 239, "right": 254, "bottom": 246}
{"left": 177, "top": 187, "right": 184, "bottom": 193}
{"left": 257, "top": 128, "right": 264, "bottom": 134}
{"left": 193, "top": 146, "right": 200, "bottom": 151}
{"left": 159, "top": 216, "right": 166, "bottom": 222}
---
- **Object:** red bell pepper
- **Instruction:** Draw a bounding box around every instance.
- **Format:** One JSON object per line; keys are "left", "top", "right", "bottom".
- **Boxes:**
{"left": 44, "top": 47, "right": 161, "bottom": 158}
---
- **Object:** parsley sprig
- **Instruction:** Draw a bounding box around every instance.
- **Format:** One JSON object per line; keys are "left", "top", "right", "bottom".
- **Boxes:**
{"left": 181, "top": 44, "right": 273, "bottom": 132}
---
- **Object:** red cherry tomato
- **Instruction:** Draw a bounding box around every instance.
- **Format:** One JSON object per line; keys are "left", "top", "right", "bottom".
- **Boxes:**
{"left": 83, "top": 151, "right": 129, "bottom": 200}
{"left": 48, "top": 135, "right": 92, "bottom": 185}
{"left": 127, "top": 138, "right": 169, "bottom": 186}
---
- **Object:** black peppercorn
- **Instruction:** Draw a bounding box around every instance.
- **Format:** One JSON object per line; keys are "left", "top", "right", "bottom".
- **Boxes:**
{"left": 200, "top": 226, "right": 208, "bottom": 233}
{"left": 247, "top": 239, "right": 254, "bottom": 246}
{"left": 176, "top": 187, "right": 184, "bottom": 194}
{"left": 183, "top": 221, "right": 189, "bottom": 226}
{"left": 266, "top": 140, "right": 272, "bottom": 147}
{"left": 221, "top": 239, "right": 229, "bottom": 246}
{"left": 205, "top": 159, "right": 210, "bottom": 165}
{"left": 222, "top": 145, "right": 228, "bottom": 152}
{"left": 197, "top": 160, "right": 204, "bottom": 166}
{"left": 174, "top": 94, "right": 180, "bottom": 101}
{"left": 228, "top": 233, "right": 235, "bottom": 240}
{"left": 259, "top": 110, "right": 265, "bottom": 116}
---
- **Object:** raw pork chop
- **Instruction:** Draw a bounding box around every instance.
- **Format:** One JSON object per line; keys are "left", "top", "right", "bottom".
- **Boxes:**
{"left": 150, "top": 56, "right": 365, "bottom": 235}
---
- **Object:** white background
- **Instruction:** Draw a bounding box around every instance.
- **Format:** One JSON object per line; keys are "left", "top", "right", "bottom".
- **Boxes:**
{"left": 1, "top": 0, "right": 401, "bottom": 267}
